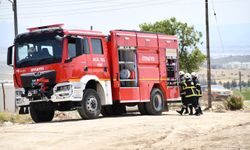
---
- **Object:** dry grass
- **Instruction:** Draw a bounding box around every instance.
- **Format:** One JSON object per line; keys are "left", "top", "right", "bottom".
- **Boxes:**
{"left": 198, "top": 67, "right": 250, "bottom": 83}
{"left": 0, "top": 112, "right": 32, "bottom": 124}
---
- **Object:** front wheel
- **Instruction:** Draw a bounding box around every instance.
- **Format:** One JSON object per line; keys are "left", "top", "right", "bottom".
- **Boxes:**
{"left": 30, "top": 102, "right": 55, "bottom": 123}
{"left": 78, "top": 89, "right": 101, "bottom": 119}
{"left": 145, "top": 88, "right": 164, "bottom": 115}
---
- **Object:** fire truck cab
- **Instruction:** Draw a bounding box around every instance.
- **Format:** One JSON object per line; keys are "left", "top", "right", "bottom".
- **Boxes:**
{"left": 7, "top": 24, "right": 180, "bottom": 122}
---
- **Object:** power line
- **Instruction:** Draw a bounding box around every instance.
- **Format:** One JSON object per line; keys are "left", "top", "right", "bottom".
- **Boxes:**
{"left": 0, "top": 0, "right": 191, "bottom": 19}
{"left": 211, "top": 0, "right": 225, "bottom": 53}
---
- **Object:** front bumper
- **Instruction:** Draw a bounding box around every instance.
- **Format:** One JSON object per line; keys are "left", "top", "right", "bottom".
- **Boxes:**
{"left": 15, "top": 82, "right": 83, "bottom": 107}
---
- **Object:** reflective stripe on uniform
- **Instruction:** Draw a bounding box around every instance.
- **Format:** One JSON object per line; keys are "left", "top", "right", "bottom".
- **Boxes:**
{"left": 183, "top": 86, "right": 196, "bottom": 90}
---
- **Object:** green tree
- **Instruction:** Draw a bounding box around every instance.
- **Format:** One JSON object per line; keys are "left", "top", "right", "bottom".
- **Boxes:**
{"left": 139, "top": 17, "right": 206, "bottom": 73}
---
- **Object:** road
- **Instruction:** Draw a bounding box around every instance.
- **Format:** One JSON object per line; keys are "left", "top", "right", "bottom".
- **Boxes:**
{"left": 0, "top": 110, "right": 250, "bottom": 150}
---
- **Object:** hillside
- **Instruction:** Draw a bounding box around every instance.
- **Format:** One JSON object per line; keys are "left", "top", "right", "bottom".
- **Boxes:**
{"left": 212, "top": 55, "right": 250, "bottom": 64}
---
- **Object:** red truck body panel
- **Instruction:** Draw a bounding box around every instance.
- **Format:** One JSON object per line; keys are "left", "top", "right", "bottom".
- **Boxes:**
{"left": 108, "top": 30, "right": 180, "bottom": 102}
{"left": 12, "top": 25, "right": 180, "bottom": 105}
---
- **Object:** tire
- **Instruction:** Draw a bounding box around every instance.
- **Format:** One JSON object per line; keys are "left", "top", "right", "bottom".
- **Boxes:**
{"left": 78, "top": 89, "right": 101, "bottom": 119}
{"left": 138, "top": 103, "right": 148, "bottom": 115}
{"left": 145, "top": 88, "right": 164, "bottom": 115}
{"left": 30, "top": 102, "right": 55, "bottom": 123}
{"left": 101, "top": 105, "right": 113, "bottom": 117}
{"left": 101, "top": 103, "right": 126, "bottom": 117}
{"left": 112, "top": 103, "right": 126, "bottom": 116}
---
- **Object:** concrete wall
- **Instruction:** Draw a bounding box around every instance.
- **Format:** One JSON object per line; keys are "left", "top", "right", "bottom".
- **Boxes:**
{"left": 0, "top": 83, "right": 16, "bottom": 112}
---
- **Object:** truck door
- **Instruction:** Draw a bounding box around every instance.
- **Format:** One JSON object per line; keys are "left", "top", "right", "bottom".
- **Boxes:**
{"left": 63, "top": 36, "right": 91, "bottom": 80}
{"left": 89, "top": 37, "right": 109, "bottom": 80}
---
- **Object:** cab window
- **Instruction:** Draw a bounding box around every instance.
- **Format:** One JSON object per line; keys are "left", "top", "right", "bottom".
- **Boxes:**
{"left": 83, "top": 38, "right": 90, "bottom": 54}
{"left": 67, "top": 37, "right": 90, "bottom": 59}
{"left": 91, "top": 38, "right": 103, "bottom": 54}
{"left": 68, "top": 38, "right": 78, "bottom": 59}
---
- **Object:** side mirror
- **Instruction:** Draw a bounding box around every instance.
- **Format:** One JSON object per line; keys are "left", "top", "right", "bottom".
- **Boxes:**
{"left": 7, "top": 45, "right": 14, "bottom": 67}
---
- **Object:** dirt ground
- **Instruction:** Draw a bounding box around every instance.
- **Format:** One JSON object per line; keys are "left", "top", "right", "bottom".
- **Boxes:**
{"left": 1, "top": 102, "right": 250, "bottom": 150}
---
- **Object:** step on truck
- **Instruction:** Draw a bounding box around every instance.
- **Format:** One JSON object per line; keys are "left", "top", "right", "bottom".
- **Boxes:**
{"left": 7, "top": 24, "right": 181, "bottom": 122}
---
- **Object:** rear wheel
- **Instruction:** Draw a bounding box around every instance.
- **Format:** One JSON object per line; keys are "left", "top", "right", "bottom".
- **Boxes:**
{"left": 78, "top": 89, "right": 101, "bottom": 119}
{"left": 145, "top": 88, "right": 164, "bottom": 115}
{"left": 30, "top": 102, "right": 55, "bottom": 123}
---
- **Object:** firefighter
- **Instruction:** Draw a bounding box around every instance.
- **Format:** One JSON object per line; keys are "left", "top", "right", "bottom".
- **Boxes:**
{"left": 191, "top": 72, "right": 203, "bottom": 115}
{"left": 176, "top": 72, "right": 195, "bottom": 115}
{"left": 179, "top": 71, "right": 189, "bottom": 114}
{"left": 176, "top": 71, "right": 187, "bottom": 115}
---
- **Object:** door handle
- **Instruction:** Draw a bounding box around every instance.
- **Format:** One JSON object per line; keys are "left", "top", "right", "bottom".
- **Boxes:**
{"left": 84, "top": 66, "right": 88, "bottom": 72}
{"left": 104, "top": 67, "right": 108, "bottom": 72}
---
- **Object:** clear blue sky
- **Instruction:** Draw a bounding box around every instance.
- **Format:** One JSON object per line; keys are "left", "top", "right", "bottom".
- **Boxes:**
{"left": 0, "top": 0, "right": 250, "bottom": 57}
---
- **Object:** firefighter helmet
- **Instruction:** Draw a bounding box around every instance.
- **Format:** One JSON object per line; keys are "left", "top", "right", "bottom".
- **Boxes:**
{"left": 184, "top": 73, "right": 191, "bottom": 79}
{"left": 179, "top": 71, "right": 185, "bottom": 76}
{"left": 191, "top": 72, "right": 197, "bottom": 78}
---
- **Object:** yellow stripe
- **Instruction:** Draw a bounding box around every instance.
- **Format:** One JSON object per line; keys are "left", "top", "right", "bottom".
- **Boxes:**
{"left": 139, "top": 78, "right": 169, "bottom": 81}
{"left": 183, "top": 86, "right": 195, "bottom": 90}
{"left": 139, "top": 78, "right": 159, "bottom": 81}
{"left": 69, "top": 79, "right": 81, "bottom": 82}
{"left": 100, "top": 78, "right": 110, "bottom": 81}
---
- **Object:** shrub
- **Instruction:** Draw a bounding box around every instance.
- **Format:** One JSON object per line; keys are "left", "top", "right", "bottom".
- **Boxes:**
{"left": 226, "top": 95, "right": 243, "bottom": 110}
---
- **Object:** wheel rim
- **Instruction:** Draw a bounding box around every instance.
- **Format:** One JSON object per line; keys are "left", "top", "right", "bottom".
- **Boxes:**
{"left": 86, "top": 96, "right": 98, "bottom": 113}
{"left": 153, "top": 94, "right": 162, "bottom": 111}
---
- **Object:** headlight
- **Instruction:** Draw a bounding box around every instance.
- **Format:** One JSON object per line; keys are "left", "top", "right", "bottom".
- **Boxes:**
{"left": 15, "top": 88, "right": 28, "bottom": 106}
{"left": 53, "top": 83, "right": 73, "bottom": 98}
{"left": 15, "top": 89, "right": 25, "bottom": 97}
{"left": 56, "top": 84, "right": 72, "bottom": 92}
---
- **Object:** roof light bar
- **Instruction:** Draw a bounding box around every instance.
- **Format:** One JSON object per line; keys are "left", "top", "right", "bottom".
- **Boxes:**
{"left": 27, "top": 24, "right": 64, "bottom": 32}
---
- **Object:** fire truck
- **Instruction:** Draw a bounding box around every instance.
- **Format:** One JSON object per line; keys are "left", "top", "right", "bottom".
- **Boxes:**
{"left": 7, "top": 24, "right": 180, "bottom": 122}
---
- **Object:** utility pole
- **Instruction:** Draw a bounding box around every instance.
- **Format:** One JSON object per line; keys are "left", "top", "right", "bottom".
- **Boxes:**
{"left": 1, "top": 83, "right": 6, "bottom": 111}
{"left": 239, "top": 71, "right": 242, "bottom": 92}
{"left": 205, "top": 0, "right": 212, "bottom": 108}
{"left": 8, "top": 0, "right": 18, "bottom": 36}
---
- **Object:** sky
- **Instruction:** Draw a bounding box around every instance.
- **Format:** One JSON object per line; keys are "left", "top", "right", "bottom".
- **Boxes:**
{"left": 0, "top": 0, "right": 250, "bottom": 58}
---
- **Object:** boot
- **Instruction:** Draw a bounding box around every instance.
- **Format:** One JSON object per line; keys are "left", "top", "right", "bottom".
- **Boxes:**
{"left": 194, "top": 108, "right": 200, "bottom": 116}
{"left": 198, "top": 107, "right": 203, "bottom": 115}
{"left": 176, "top": 107, "right": 185, "bottom": 115}
{"left": 184, "top": 107, "right": 189, "bottom": 114}
{"left": 189, "top": 105, "right": 193, "bottom": 115}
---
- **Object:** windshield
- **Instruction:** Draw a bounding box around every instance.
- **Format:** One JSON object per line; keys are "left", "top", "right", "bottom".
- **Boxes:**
{"left": 15, "top": 34, "right": 63, "bottom": 68}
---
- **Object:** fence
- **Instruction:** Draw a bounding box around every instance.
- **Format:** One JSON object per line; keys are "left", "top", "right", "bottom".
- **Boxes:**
{"left": 0, "top": 81, "right": 16, "bottom": 112}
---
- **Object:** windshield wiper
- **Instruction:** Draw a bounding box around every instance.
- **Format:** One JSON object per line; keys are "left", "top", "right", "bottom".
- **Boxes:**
{"left": 18, "top": 59, "right": 33, "bottom": 68}
{"left": 36, "top": 57, "right": 60, "bottom": 65}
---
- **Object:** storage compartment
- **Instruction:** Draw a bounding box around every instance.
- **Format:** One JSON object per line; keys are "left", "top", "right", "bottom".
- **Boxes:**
{"left": 166, "top": 49, "right": 178, "bottom": 86}
{"left": 118, "top": 47, "right": 138, "bottom": 87}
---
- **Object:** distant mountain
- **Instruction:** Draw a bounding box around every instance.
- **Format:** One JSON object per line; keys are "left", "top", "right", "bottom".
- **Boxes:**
{"left": 212, "top": 55, "right": 250, "bottom": 64}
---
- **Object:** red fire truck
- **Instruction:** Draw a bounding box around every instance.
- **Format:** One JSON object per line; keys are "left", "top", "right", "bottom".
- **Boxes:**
{"left": 7, "top": 24, "right": 180, "bottom": 122}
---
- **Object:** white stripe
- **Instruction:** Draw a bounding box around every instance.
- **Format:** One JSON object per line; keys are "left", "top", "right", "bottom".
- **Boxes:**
{"left": 167, "top": 97, "right": 181, "bottom": 101}
{"left": 120, "top": 99, "right": 150, "bottom": 103}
